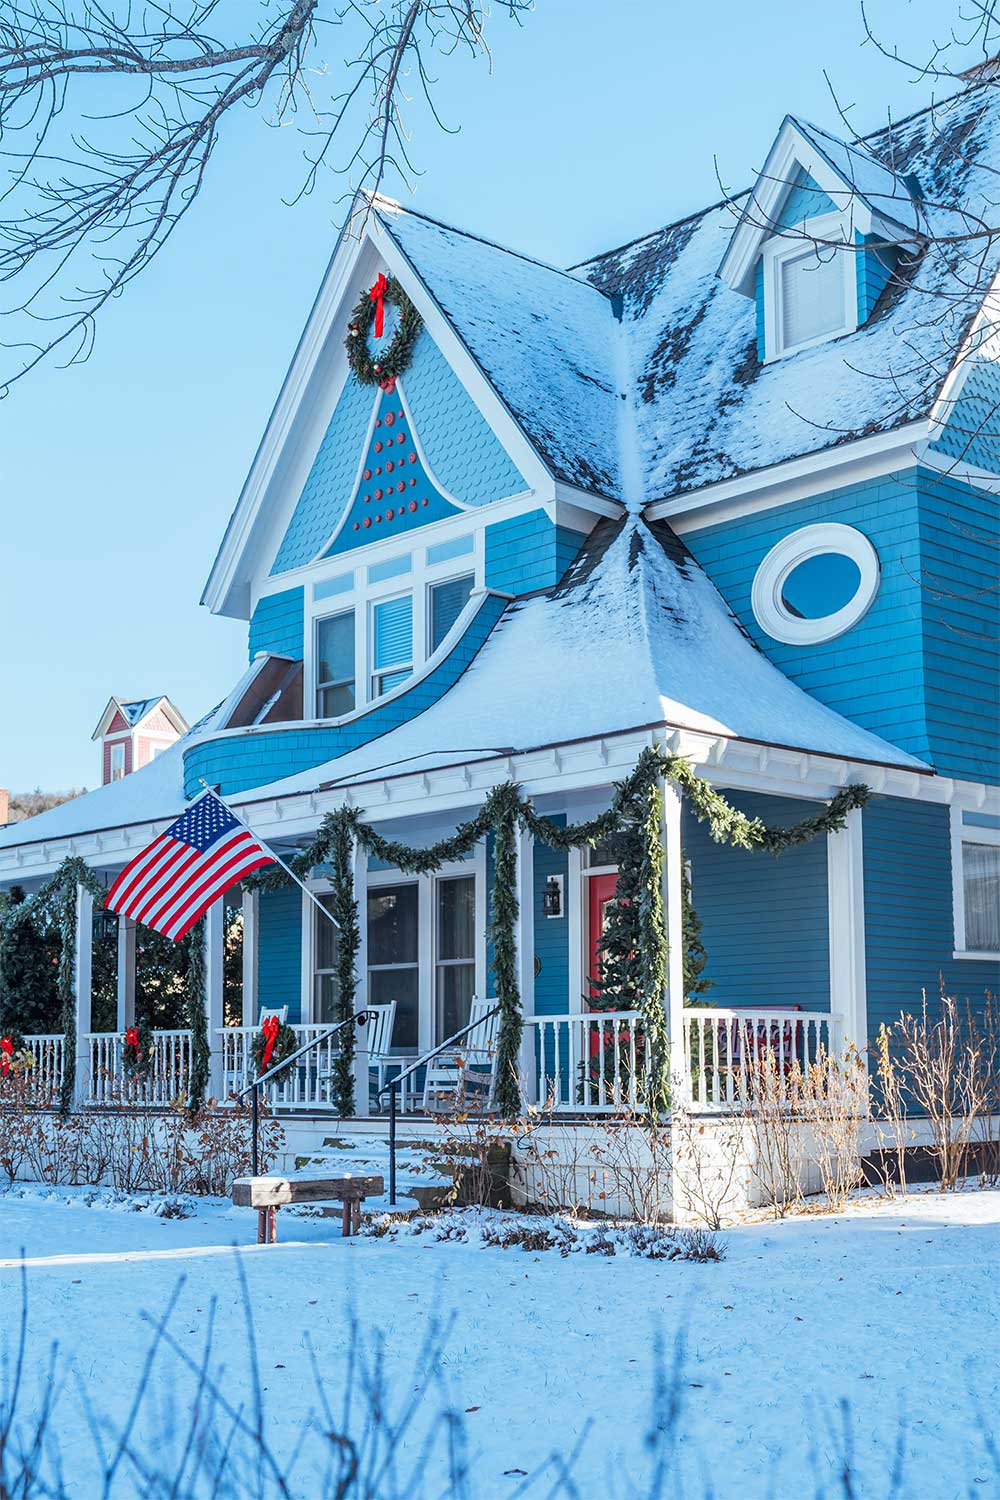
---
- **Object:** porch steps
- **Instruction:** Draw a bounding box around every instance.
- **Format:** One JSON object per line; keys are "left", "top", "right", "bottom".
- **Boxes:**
{"left": 291, "top": 1133, "right": 456, "bottom": 1213}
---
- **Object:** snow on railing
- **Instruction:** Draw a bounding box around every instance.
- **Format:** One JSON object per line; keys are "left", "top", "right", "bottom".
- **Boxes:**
{"left": 219, "top": 1025, "right": 341, "bottom": 1111}
{"left": 86, "top": 1030, "right": 193, "bottom": 1106}
{"left": 683, "top": 1007, "right": 840, "bottom": 1111}
{"left": 21, "top": 1033, "right": 65, "bottom": 1100}
{"left": 521, "top": 1011, "right": 648, "bottom": 1113}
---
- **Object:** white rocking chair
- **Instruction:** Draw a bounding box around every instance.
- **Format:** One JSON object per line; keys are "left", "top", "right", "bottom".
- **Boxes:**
{"left": 364, "top": 1001, "right": 419, "bottom": 1110}
{"left": 422, "top": 998, "right": 501, "bottom": 1113}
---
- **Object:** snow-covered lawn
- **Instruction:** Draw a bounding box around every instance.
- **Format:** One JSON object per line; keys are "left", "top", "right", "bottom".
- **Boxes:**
{"left": 1, "top": 1185, "right": 998, "bottom": 1497}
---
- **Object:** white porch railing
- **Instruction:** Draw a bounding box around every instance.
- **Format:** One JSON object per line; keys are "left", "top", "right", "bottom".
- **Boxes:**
{"left": 523, "top": 1011, "right": 648, "bottom": 1113}
{"left": 219, "top": 1024, "right": 343, "bottom": 1110}
{"left": 683, "top": 1007, "right": 840, "bottom": 1110}
{"left": 86, "top": 1030, "right": 193, "bottom": 1106}
{"left": 22, "top": 1034, "right": 66, "bottom": 1100}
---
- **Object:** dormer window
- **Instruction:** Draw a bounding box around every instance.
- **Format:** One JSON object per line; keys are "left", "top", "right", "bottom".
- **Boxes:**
{"left": 761, "top": 214, "right": 857, "bottom": 362}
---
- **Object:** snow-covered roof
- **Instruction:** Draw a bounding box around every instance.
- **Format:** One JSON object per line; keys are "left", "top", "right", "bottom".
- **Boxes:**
{"left": 235, "top": 516, "right": 925, "bottom": 805}
{"left": 576, "top": 83, "right": 1000, "bottom": 500}
{"left": 788, "top": 116, "right": 923, "bottom": 234}
{"left": 374, "top": 202, "right": 623, "bottom": 499}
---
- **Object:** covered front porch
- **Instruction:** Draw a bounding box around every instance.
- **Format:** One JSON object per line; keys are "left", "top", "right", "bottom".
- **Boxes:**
{"left": 15, "top": 731, "right": 868, "bottom": 1121}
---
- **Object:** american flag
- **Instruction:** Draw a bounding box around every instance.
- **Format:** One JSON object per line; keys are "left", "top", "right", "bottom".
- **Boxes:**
{"left": 105, "top": 791, "right": 274, "bottom": 941}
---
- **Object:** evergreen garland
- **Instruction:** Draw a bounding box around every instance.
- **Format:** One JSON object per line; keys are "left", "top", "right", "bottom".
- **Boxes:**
{"left": 328, "top": 816, "right": 361, "bottom": 1117}
{"left": 488, "top": 785, "right": 523, "bottom": 1118}
{"left": 344, "top": 276, "right": 422, "bottom": 387}
{"left": 183, "top": 921, "right": 210, "bottom": 1113}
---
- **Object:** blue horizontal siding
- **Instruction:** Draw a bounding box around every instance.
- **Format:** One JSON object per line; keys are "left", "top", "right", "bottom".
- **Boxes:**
{"left": 863, "top": 797, "right": 999, "bottom": 1050}
{"left": 683, "top": 793, "right": 830, "bottom": 1009}
{"left": 186, "top": 593, "right": 507, "bottom": 796}
{"left": 258, "top": 886, "right": 303, "bottom": 1024}
{"left": 533, "top": 820, "right": 570, "bottom": 1016}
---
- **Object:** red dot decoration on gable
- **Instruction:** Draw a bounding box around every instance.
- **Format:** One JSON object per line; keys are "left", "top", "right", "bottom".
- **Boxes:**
{"left": 374, "top": 488, "right": 383, "bottom": 500}
{"left": 396, "top": 433, "right": 406, "bottom": 445}
{"left": 422, "top": 498, "right": 428, "bottom": 507}
{"left": 374, "top": 441, "right": 383, "bottom": 453}
{"left": 396, "top": 482, "right": 405, "bottom": 494}
{"left": 408, "top": 452, "right": 417, "bottom": 464}
{"left": 385, "top": 459, "right": 395, "bottom": 473}
{"left": 386, "top": 508, "right": 395, "bottom": 520}
{"left": 363, "top": 469, "right": 372, "bottom": 480}
{"left": 384, "top": 411, "right": 395, "bottom": 427}
{"left": 410, "top": 477, "right": 416, "bottom": 487}
{"left": 409, "top": 501, "right": 418, "bottom": 513}
{"left": 353, "top": 522, "right": 360, "bottom": 531}
{"left": 363, "top": 517, "right": 372, "bottom": 529}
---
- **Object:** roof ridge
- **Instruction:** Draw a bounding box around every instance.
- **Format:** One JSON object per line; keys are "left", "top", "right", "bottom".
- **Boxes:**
{"left": 375, "top": 199, "right": 613, "bottom": 299}
{"left": 572, "top": 79, "right": 986, "bottom": 275}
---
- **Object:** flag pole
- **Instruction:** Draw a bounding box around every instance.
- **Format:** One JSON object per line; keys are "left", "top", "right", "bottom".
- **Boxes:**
{"left": 198, "top": 779, "right": 341, "bottom": 931}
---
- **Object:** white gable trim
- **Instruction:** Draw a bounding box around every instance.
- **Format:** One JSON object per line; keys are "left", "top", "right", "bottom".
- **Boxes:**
{"left": 202, "top": 203, "right": 558, "bottom": 620}
{"left": 718, "top": 117, "right": 921, "bottom": 298}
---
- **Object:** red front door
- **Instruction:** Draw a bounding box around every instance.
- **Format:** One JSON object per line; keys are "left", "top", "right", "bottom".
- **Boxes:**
{"left": 587, "top": 872, "right": 618, "bottom": 1007}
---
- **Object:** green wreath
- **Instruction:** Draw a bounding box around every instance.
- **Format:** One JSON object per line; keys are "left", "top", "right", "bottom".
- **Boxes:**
{"left": 121, "top": 1016, "right": 154, "bottom": 1083}
{"left": 251, "top": 1018, "right": 299, "bottom": 1076}
{"left": 345, "top": 274, "right": 422, "bottom": 387}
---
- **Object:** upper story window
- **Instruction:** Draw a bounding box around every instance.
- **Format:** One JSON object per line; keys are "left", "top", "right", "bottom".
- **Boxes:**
{"left": 371, "top": 593, "right": 413, "bottom": 696}
{"left": 751, "top": 523, "right": 879, "bottom": 645}
{"left": 429, "top": 574, "right": 474, "bottom": 653}
{"left": 315, "top": 610, "right": 355, "bottom": 716}
{"left": 761, "top": 214, "right": 857, "bottom": 362}
{"left": 110, "top": 742, "right": 125, "bottom": 781}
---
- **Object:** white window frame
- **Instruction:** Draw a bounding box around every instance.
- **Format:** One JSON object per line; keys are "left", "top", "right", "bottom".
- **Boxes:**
{"left": 751, "top": 522, "right": 880, "bottom": 645}
{"left": 313, "top": 607, "right": 356, "bottom": 719}
{"left": 109, "top": 741, "right": 126, "bottom": 780}
{"left": 950, "top": 804, "right": 1000, "bottom": 960}
{"left": 302, "top": 530, "right": 485, "bottom": 720}
{"left": 761, "top": 210, "right": 859, "bottom": 363}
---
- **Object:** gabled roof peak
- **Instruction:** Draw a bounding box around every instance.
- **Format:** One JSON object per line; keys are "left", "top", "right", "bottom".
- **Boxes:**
{"left": 717, "top": 112, "right": 924, "bottom": 296}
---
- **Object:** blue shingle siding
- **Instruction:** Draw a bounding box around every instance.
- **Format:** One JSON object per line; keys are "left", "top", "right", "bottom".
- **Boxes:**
{"left": 863, "top": 797, "right": 999, "bottom": 1050}
{"left": 684, "top": 471, "right": 931, "bottom": 760}
{"left": 248, "top": 587, "right": 304, "bottom": 661}
{"left": 186, "top": 593, "right": 507, "bottom": 795}
{"left": 484, "top": 510, "right": 586, "bottom": 594}
{"left": 776, "top": 169, "right": 836, "bottom": 229}
{"left": 258, "top": 886, "right": 303, "bottom": 1023}
{"left": 532, "top": 822, "right": 570, "bottom": 1015}
{"left": 682, "top": 793, "right": 830, "bottom": 1009}
{"left": 855, "top": 232, "right": 898, "bottom": 324}
{"left": 402, "top": 331, "right": 526, "bottom": 502}
{"left": 754, "top": 260, "right": 766, "bottom": 363}
{"left": 929, "top": 357, "right": 1000, "bottom": 473}
{"left": 271, "top": 377, "right": 375, "bottom": 575}
{"left": 916, "top": 467, "right": 1000, "bottom": 783}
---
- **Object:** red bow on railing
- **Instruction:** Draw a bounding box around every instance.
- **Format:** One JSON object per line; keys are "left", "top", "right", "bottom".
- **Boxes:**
{"left": 125, "top": 1026, "right": 140, "bottom": 1055}
{"left": 369, "top": 272, "right": 388, "bottom": 339}
{"left": 1, "top": 1036, "right": 13, "bottom": 1077}
{"left": 261, "top": 1015, "right": 281, "bottom": 1071}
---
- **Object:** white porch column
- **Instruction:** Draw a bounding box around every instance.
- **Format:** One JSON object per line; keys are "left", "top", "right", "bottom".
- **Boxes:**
{"left": 115, "top": 916, "right": 136, "bottom": 1033}
{"left": 661, "top": 782, "right": 688, "bottom": 1106}
{"left": 514, "top": 825, "right": 536, "bottom": 1106}
{"left": 204, "top": 899, "right": 225, "bottom": 1099}
{"left": 826, "top": 806, "right": 868, "bottom": 1057}
{"left": 351, "top": 840, "right": 371, "bottom": 1118}
{"left": 241, "top": 888, "right": 258, "bottom": 1028}
{"left": 73, "top": 884, "right": 94, "bottom": 1107}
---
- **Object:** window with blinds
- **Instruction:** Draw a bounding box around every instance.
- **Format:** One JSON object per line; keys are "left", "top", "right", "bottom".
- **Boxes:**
{"left": 963, "top": 842, "right": 1000, "bottom": 952}
{"left": 429, "top": 574, "right": 474, "bottom": 652}
{"left": 779, "top": 247, "right": 846, "bottom": 351}
{"left": 315, "top": 611, "right": 355, "bottom": 718}
{"left": 371, "top": 593, "right": 413, "bottom": 696}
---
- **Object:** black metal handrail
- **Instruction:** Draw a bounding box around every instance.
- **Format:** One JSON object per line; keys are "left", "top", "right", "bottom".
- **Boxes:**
{"left": 240, "top": 1008, "right": 375, "bottom": 1173}
{"left": 377, "top": 1004, "right": 501, "bottom": 1204}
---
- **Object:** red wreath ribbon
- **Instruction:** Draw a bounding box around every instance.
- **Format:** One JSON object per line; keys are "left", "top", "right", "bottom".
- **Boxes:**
{"left": 260, "top": 1015, "right": 280, "bottom": 1071}
{"left": 1, "top": 1036, "right": 13, "bottom": 1077}
{"left": 125, "top": 1026, "right": 140, "bottom": 1056}
{"left": 369, "top": 273, "right": 388, "bottom": 339}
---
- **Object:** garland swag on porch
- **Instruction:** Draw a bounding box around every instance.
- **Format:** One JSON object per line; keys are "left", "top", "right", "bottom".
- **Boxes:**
{"left": 247, "top": 747, "right": 870, "bottom": 1121}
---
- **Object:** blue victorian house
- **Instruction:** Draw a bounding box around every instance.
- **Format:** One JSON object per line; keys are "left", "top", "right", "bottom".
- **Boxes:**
{"left": 1, "top": 80, "right": 998, "bottom": 1136}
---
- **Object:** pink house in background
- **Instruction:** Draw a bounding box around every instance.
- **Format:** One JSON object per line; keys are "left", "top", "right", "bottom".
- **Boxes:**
{"left": 92, "top": 696, "right": 188, "bottom": 785}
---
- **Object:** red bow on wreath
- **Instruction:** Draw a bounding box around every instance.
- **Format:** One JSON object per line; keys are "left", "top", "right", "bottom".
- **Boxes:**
{"left": 1, "top": 1036, "right": 13, "bottom": 1077}
{"left": 369, "top": 273, "right": 388, "bottom": 340}
{"left": 261, "top": 1015, "right": 280, "bottom": 1072}
{"left": 125, "top": 1026, "right": 140, "bottom": 1056}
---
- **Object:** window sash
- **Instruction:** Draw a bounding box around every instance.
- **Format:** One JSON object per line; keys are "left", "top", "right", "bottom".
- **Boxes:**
{"left": 963, "top": 842, "right": 1000, "bottom": 952}
{"left": 371, "top": 594, "right": 413, "bottom": 695}
{"left": 429, "top": 574, "right": 474, "bottom": 653}
{"left": 315, "top": 611, "right": 355, "bottom": 716}
{"left": 779, "top": 247, "right": 846, "bottom": 350}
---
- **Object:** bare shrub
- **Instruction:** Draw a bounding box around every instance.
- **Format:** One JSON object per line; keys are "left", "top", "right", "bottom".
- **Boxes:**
{"left": 872, "top": 1024, "right": 915, "bottom": 1196}
{"left": 673, "top": 1227, "right": 727, "bottom": 1263}
{"left": 426, "top": 1108, "right": 513, "bottom": 1207}
{"left": 508, "top": 1092, "right": 592, "bottom": 1216}
{"left": 799, "top": 1044, "right": 868, "bottom": 1212}
{"left": 740, "top": 1051, "right": 805, "bottom": 1217}
{"left": 587, "top": 1107, "right": 673, "bottom": 1223}
{"left": 670, "top": 1109, "right": 747, "bottom": 1229}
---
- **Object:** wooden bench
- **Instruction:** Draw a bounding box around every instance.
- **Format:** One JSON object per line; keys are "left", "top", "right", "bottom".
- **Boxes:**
{"left": 232, "top": 1174, "right": 384, "bottom": 1243}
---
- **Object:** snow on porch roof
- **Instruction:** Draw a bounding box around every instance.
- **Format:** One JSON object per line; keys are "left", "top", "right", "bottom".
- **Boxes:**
{"left": 242, "top": 517, "right": 926, "bottom": 806}
{"left": 374, "top": 200, "right": 624, "bottom": 500}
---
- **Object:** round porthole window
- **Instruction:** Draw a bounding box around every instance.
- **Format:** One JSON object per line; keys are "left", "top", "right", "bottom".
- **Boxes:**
{"left": 751, "top": 523, "right": 879, "bottom": 645}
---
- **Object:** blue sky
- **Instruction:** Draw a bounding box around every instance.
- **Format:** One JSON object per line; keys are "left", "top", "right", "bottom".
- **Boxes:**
{"left": 1, "top": 0, "right": 963, "bottom": 790}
